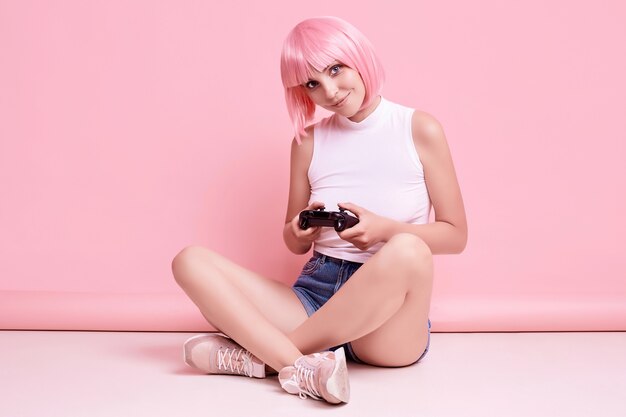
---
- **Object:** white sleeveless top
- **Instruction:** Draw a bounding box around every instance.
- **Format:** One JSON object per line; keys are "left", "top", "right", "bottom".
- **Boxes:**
{"left": 309, "top": 97, "right": 431, "bottom": 263}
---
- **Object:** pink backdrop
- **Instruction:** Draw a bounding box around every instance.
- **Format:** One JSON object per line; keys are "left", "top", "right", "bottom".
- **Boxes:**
{"left": 1, "top": 0, "right": 625, "bottom": 331}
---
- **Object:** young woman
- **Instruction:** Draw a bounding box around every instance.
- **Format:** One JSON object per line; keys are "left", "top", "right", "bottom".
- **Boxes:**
{"left": 172, "top": 16, "right": 467, "bottom": 405}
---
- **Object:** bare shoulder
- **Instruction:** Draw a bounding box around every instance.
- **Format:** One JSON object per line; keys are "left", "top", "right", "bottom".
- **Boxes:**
{"left": 290, "top": 124, "right": 316, "bottom": 167}
{"left": 411, "top": 110, "right": 447, "bottom": 149}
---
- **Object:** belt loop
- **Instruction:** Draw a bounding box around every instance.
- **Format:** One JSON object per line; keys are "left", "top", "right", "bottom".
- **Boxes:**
{"left": 314, "top": 251, "right": 326, "bottom": 265}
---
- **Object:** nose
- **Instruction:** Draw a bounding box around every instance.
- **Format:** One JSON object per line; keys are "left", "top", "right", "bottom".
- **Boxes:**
{"left": 321, "top": 80, "right": 338, "bottom": 100}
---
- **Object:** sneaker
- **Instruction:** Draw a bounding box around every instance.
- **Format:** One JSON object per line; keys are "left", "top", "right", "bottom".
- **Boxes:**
{"left": 183, "top": 333, "right": 266, "bottom": 378}
{"left": 278, "top": 347, "right": 350, "bottom": 404}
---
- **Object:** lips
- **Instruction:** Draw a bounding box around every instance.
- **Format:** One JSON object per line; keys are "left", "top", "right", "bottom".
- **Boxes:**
{"left": 334, "top": 93, "right": 350, "bottom": 107}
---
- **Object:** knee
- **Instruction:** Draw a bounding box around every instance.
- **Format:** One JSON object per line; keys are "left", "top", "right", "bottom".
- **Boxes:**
{"left": 171, "top": 245, "right": 212, "bottom": 286}
{"left": 382, "top": 233, "right": 432, "bottom": 269}
{"left": 377, "top": 234, "right": 433, "bottom": 289}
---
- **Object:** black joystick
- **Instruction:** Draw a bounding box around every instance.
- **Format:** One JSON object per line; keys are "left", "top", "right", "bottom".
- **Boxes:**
{"left": 298, "top": 208, "right": 359, "bottom": 232}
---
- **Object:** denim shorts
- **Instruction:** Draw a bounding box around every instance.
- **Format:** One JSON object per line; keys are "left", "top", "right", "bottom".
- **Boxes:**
{"left": 291, "top": 251, "right": 431, "bottom": 364}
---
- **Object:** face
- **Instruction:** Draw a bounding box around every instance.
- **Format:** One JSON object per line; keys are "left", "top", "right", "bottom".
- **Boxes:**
{"left": 302, "top": 62, "right": 367, "bottom": 120}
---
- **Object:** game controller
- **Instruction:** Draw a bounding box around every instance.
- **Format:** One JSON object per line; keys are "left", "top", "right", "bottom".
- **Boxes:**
{"left": 298, "top": 208, "right": 360, "bottom": 232}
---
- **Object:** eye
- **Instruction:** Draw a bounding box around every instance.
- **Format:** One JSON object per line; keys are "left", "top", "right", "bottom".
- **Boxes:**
{"left": 330, "top": 64, "right": 342, "bottom": 75}
{"left": 304, "top": 80, "right": 319, "bottom": 89}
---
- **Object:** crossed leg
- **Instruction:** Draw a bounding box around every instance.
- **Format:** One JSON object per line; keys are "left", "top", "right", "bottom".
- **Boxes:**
{"left": 172, "top": 232, "right": 433, "bottom": 371}
{"left": 288, "top": 233, "right": 433, "bottom": 367}
{"left": 172, "top": 246, "right": 309, "bottom": 372}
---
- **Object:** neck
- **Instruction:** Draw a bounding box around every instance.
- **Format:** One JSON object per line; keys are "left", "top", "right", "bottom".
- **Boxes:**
{"left": 348, "top": 95, "right": 382, "bottom": 123}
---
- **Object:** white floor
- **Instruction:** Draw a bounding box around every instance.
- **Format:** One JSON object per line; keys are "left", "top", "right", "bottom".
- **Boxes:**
{"left": 2, "top": 331, "right": 625, "bottom": 417}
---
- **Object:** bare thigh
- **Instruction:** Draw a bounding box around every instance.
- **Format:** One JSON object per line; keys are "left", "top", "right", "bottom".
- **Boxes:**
{"left": 173, "top": 246, "right": 309, "bottom": 334}
{"left": 350, "top": 294, "right": 430, "bottom": 367}
{"left": 349, "top": 235, "right": 433, "bottom": 367}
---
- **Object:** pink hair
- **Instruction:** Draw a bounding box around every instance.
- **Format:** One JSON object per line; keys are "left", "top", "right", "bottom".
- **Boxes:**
{"left": 280, "top": 16, "right": 385, "bottom": 143}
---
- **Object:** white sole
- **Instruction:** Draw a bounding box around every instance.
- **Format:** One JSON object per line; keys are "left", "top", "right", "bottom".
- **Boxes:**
{"left": 325, "top": 347, "right": 350, "bottom": 403}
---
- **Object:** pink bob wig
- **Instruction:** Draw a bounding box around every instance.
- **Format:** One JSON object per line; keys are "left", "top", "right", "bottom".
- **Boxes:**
{"left": 280, "top": 16, "right": 385, "bottom": 143}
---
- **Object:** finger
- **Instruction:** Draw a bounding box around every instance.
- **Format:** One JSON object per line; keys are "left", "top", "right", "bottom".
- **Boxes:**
{"left": 297, "top": 225, "right": 321, "bottom": 238}
{"left": 307, "top": 201, "right": 326, "bottom": 210}
{"left": 306, "top": 225, "right": 321, "bottom": 235}
{"left": 338, "top": 227, "right": 357, "bottom": 240}
{"left": 338, "top": 202, "right": 362, "bottom": 216}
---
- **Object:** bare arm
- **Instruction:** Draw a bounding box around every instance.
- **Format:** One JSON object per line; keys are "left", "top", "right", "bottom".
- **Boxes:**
{"left": 282, "top": 127, "right": 324, "bottom": 254}
{"left": 338, "top": 111, "right": 467, "bottom": 254}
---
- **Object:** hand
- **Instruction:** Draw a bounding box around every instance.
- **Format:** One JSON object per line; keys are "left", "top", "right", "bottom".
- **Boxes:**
{"left": 289, "top": 201, "right": 325, "bottom": 244}
{"left": 337, "top": 202, "right": 391, "bottom": 251}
